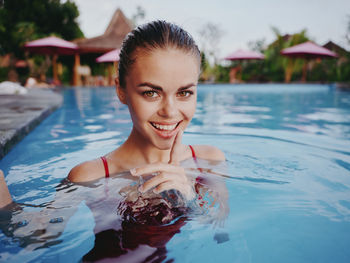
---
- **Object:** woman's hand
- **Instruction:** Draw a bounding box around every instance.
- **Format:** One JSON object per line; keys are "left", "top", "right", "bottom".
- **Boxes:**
{"left": 131, "top": 162, "right": 195, "bottom": 200}
{"left": 130, "top": 130, "right": 195, "bottom": 200}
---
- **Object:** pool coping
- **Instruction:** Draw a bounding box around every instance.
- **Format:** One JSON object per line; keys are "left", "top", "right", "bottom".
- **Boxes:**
{"left": 0, "top": 88, "right": 63, "bottom": 159}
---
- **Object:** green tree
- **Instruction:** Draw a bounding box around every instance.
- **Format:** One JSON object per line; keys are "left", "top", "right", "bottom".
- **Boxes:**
{"left": 198, "top": 22, "right": 224, "bottom": 65}
{"left": 199, "top": 52, "right": 210, "bottom": 82}
{"left": 248, "top": 38, "right": 266, "bottom": 53}
{"left": 264, "top": 27, "right": 309, "bottom": 82}
{"left": 346, "top": 14, "right": 350, "bottom": 46}
{"left": 131, "top": 6, "right": 146, "bottom": 26}
{"left": 0, "top": 0, "right": 83, "bottom": 57}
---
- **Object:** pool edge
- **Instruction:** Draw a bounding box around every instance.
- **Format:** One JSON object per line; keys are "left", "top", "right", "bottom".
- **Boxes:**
{"left": 0, "top": 88, "right": 63, "bottom": 159}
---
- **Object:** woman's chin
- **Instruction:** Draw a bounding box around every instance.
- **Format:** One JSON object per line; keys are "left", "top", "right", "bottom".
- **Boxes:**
{"left": 153, "top": 139, "right": 174, "bottom": 150}
{"left": 156, "top": 143, "right": 173, "bottom": 151}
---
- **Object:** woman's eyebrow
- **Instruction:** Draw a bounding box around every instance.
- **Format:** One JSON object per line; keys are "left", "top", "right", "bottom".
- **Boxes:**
{"left": 137, "top": 82, "right": 196, "bottom": 91}
{"left": 137, "top": 82, "right": 162, "bottom": 91}
{"left": 179, "top": 83, "right": 196, "bottom": 91}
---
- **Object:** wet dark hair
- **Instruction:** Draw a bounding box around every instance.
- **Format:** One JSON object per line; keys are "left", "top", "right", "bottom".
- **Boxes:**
{"left": 118, "top": 20, "right": 200, "bottom": 88}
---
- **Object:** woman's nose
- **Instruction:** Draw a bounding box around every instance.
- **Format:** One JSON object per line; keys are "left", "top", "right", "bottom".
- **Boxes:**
{"left": 158, "top": 97, "right": 177, "bottom": 117}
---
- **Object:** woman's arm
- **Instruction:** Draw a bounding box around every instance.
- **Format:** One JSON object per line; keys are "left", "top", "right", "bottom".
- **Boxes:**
{"left": 0, "top": 171, "right": 87, "bottom": 250}
{"left": 0, "top": 170, "right": 12, "bottom": 208}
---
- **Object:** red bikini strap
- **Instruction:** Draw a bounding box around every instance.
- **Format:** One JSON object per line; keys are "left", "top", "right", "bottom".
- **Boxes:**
{"left": 101, "top": 156, "right": 110, "bottom": 178}
{"left": 189, "top": 145, "right": 204, "bottom": 175}
{"left": 189, "top": 145, "right": 196, "bottom": 159}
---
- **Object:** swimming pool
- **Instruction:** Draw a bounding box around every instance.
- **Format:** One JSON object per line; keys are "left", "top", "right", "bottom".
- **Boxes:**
{"left": 1, "top": 84, "right": 350, "bottom": 262}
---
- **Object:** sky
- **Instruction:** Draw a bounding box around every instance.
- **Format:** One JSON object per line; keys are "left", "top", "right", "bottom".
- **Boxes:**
{"left": 72, "top": 0, "right": 350, "bottom": 59}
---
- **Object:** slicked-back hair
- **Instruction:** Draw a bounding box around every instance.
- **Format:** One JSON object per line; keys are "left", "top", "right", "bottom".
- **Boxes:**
{"left": 118, "top": 20, "right": 200, "bottom": 88}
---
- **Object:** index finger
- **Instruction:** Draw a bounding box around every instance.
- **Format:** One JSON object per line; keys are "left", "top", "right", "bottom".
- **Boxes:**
{"left": 169, "top": 129, "right": 183, "bottom": 165}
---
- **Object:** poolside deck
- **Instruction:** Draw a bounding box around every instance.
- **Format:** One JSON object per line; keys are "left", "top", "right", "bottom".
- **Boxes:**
{"left": 0, "top": 88, "right": 63, "bottom": 159}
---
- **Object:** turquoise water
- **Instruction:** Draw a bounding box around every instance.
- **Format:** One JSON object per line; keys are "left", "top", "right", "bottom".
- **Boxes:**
{"left": 1, "top": 84, "right": 350, "bottom": 262}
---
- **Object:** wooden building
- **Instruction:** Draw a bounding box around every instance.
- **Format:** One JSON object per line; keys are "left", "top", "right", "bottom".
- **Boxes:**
{"left": 73, "top": 9, "right": 133, "bottom": 85}
{"left": 75, "top": 8, "right": 133, "bottom": 54}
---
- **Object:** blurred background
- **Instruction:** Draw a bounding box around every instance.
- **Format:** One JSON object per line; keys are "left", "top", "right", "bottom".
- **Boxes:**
{"left": 1, "top": 0, "right": 350, "bottom": 86}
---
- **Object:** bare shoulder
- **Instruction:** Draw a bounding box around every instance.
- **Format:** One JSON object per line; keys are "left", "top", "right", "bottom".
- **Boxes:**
{"left": 191, "top": 145, "right": 225, "bottom": 161}
{"left": 68, "top": 158, "right": 105, "bottom": 183}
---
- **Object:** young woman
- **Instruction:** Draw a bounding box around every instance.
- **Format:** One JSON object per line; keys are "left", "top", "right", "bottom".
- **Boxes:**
{"left": 68, "top": 20, "right": 225, "bottom": 199}
{"left": 0, "top": 21, "right": 228, "bottom": 261}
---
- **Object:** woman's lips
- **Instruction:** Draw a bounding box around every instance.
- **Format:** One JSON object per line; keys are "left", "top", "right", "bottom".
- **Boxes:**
{"left": 150, "top": 121, "right": 181, "bottom": 139}
{"left": 151, "top": 122, "right": 178, "bottom": 130}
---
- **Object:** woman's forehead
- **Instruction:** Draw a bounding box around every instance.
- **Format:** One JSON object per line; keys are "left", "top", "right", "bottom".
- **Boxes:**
{"left": 127, "top": 48, "right": 200, "bottom": 87}
{"left": 133, "top": 47, "right": 200, "bottom": 66}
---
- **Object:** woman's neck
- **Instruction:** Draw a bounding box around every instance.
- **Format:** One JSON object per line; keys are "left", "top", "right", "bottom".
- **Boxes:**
{"left": 121, "top": 127, "right": 173, "bottom": 164}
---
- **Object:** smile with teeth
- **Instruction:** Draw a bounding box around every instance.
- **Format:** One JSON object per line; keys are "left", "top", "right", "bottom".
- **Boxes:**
{"left": 151, "top": 122, "right": 179, "bottom": 131}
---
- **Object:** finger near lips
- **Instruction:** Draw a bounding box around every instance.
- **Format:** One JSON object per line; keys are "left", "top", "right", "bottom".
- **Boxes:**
{"left": 169, "top": 129, "right": 183, "bottom": 165}
{"left": 128, "top": 128, "right": 190, "bottom": 196}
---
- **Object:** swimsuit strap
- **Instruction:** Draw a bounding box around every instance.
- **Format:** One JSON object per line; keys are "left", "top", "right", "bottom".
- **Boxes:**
{"left": 189, "top": 145, "right": 196, "bottom": 159}
{"left": 189, "top": 145, "right": 204, "bottom": 174}
{"left": 101, "top": 156, "right": 110, "bottom": 178}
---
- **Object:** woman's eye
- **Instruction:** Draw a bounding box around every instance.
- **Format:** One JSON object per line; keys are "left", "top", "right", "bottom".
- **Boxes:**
{"left": 177, "top": 91, "right": 193, "bottom": 97}
{"left": 143, "top": 91, "right": 158, "bottom": 98}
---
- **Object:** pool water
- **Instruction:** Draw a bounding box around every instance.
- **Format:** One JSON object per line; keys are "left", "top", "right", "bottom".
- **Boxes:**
{"left": 1, "top": 84, "right": 350, "bottom": 262}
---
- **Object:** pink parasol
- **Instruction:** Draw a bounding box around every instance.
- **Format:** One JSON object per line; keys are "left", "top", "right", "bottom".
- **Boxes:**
{"left": 224, "top": 49, "right": 265, "bottom": 61}
{"left": 224, "top": 49, "right": 264, "bottom": 83}
{"left": 24, "top": 36, "right": 78, "bottom": 55}
{"left": 281, "top": 41, "right": 337, "bottom": 82}
{"left": 96, "top": 49, "right": 120, "bottom": 63}
{"left": 281, "top": 41, "right": 337, "bottom": 58}
{"left": 24, "top": 36, "right": 78, "bottom": 84}
{"left": 96, "top": 49, "right": 120, "bottom": 85}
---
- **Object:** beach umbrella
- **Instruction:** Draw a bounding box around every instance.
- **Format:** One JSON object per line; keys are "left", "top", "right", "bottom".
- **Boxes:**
{"left": 96, "top": 49, "right": 120, "bottom": 63}
{"left": 281, "top": 41, "right": 337, "bottom": 82}
{"left": 224, "top": 49, "right": 265, "bottom": 61}
{"left": 224, "top": 49, "right": 265, "bottom": 83}
{"left": 24, "top": 36, "right": 78, "bottom": 84}
{"left": 96, "top": 49, "right": 120, "bottom": 85}
{"left": 281, "top": 41, "right": 337, "bottom": 58}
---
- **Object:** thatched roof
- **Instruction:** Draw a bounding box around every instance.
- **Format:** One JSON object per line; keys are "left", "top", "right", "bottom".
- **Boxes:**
{"left": 323, "top": 41, "right": 348, "bottom": 56}
{"left": 75, "top": 9, "right": 133, "bottom": 53}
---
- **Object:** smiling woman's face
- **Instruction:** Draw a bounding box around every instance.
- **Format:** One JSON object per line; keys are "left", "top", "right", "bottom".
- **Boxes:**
{"left": 120, "top": 48, "right": 200, "bottom": 150}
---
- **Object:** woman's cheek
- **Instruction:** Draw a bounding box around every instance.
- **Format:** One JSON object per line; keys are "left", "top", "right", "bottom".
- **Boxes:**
{"left": 132, "top": 100, "right": 155, "bottom": 120}
{"left": 184, "top": 101, "right": 197, "bottom": 119}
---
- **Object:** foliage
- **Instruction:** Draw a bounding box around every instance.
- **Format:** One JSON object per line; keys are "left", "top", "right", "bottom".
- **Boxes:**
{"left": 199, "top": 52, "right": 210, "bottom": 82}
{"left": 0, "top": 0, "right": 84, "bottom": 83}
{"left": 264, "top": 27, "right": 310, "bottom": 82}
{"left": 308, "top": 53, "right": 350, "bottom": 82}
{"left": 346, "top": 14, "right": 350, "bottom": 45}
{"left": 198, "top": 22, "right": 224, "bottom": 65}
{"left": 212, "top": 64, "right": 230, "bottom": 83}
{"left": 0, "top": 0, "right": 83, "bottom": 57}
{"left": 0, "top": 67, "right": 9, "bottom": 81}
{"left": 201, "top": 24, "right": 350, "bottom": 83}
{"left": 248, "top": 38, "right": 266, "bottom": 53}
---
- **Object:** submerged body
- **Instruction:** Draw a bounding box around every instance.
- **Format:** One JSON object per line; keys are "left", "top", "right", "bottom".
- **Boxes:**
{"left": 0, "top": 157, "right": 227, "bottom": 261}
